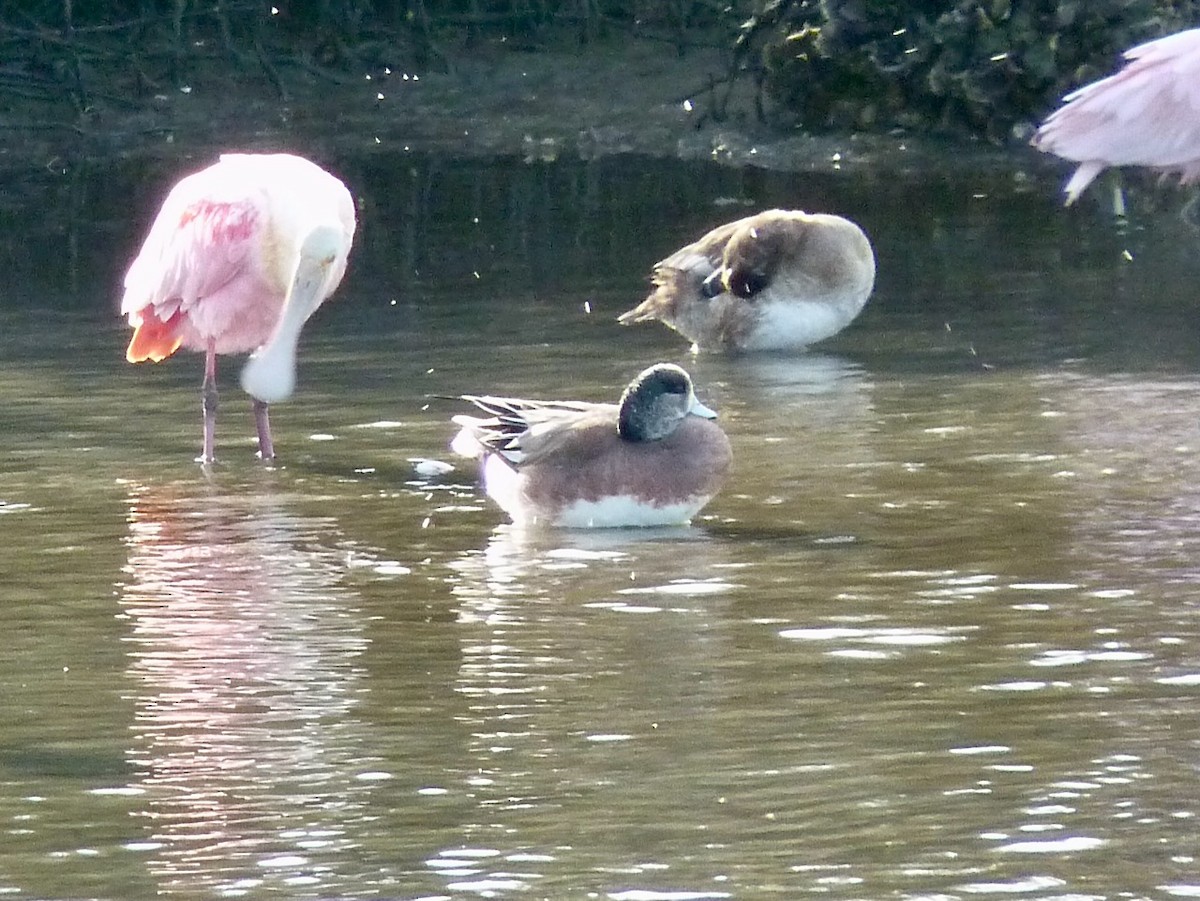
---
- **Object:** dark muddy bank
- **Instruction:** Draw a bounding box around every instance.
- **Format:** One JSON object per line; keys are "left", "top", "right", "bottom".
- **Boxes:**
{"left": 2, "top": 33, "right": 1050, "bottom": 185}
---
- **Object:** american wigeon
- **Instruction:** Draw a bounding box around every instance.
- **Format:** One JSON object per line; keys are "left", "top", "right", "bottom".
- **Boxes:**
{"left": 619, "top": 209, "right": 875, "bottom": 352}
{"left": 450, "top": 363, "right": 733, "bottom": 528}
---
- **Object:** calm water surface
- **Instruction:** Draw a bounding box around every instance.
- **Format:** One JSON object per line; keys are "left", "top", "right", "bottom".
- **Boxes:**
{"left": 2, "top": 150, "right": 1200, "bottom": 899}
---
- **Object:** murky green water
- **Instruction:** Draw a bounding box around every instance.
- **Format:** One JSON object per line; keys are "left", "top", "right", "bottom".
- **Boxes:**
{"left": 3, "top": 149, "right": 1200, "bottom": 899}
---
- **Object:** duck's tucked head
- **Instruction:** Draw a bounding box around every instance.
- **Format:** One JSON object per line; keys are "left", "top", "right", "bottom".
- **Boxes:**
{"left": 716, "top": 221, "right": 793, "bottom": 299}
{"left": 619, "top": 209, "right": 875, "bottom": 352}
{"left": 617, "top": 363, "right": 716, "bottom": 442}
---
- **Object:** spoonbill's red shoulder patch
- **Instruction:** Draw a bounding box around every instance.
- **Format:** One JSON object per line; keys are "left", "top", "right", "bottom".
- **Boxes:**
{"left": 177, "top": 198, "right": 260, "bottom": 246}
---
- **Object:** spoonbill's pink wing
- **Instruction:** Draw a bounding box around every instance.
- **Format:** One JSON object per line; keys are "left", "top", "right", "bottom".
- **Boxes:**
{"left": 122, "top": 177, "right": 266, "bottom": 362}
{"left": 1033, "top": 29, "right": 1200, "bottom": 203}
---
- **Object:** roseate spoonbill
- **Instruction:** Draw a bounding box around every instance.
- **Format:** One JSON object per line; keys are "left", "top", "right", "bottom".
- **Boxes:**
{"left": 122, "top": 152, "right": 356, "bottom": 462}
{"left": 1032, "top": 28, "right": 1200, "bottom": 206}
{"left": 618, "top": 209, "right": 875, "bottom": 352}
{"left": 449, "top": 363, "right": 732, "bottom": 527}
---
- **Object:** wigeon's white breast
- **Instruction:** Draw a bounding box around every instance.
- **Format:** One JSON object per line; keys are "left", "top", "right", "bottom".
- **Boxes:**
{"left": 482, "top": 454, "right": 715, "bottom": 528}
{"left": 547, "top": 493, "right": 714, "bottom": 529}
{"left": 740, "top": 295, "right": 862, "bottom": 351}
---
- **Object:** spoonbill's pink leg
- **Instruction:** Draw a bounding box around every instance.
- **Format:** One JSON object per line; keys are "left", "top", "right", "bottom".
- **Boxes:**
{"left": 253, "top": 400, "right": 275, "bottom": 461}
{"left": 201, "top": 343, "right": 218, "bottom": 464}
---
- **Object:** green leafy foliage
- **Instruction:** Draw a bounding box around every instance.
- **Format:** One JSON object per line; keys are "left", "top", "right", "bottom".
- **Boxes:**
{"left": 736, "top": 0, "right": 1200, "bottom": 141}
{"left": 1, "top": 0, "right": 1197, "bottom": 141}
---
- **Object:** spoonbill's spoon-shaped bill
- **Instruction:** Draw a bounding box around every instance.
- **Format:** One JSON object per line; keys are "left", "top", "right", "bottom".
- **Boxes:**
{"left": 240, "top": 224, "right": 346, "bottom": 405}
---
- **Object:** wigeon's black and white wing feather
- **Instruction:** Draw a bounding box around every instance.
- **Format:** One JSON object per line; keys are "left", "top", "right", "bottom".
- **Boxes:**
{"left": 654, "top": 221, "right": 735, "bottom": 293}
{"left": 452, "top": 396, "right": 616, "bottom": 465}
{"left": 623, "top": 220, "right": 737, "bottom": 323}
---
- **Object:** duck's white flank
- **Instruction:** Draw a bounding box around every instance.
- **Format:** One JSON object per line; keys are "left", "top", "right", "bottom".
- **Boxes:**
{"left": 743, "top": 298, "right": 854, "bottom": 351}
{"left": 545, "top": 494, "right": 709, "bottom": 529}
{"left": 480, "top": 455, "right": 708, "bottom": 528}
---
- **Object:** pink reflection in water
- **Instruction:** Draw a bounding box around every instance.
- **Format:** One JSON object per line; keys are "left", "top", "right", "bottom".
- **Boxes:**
{"left": 119, "top": 483, "right": 374, "bottom": 895}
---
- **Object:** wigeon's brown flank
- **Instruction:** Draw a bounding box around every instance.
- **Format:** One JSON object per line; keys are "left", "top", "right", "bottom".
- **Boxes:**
{"left": 619, "top": 209, "right": 875, "bottom": 352}
{"left": 518, "top": 415, "right": 732, "bottom": 518}
{"left": 451, "top": 363, "right": 732, "bottom": 528}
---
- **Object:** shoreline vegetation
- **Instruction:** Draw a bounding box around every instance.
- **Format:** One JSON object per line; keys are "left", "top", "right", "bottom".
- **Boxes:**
{"left": 0, "top": 1, "right": 1194, "bottom": 170}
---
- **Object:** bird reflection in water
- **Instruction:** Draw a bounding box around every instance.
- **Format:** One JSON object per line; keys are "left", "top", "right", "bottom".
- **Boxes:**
{"left": 119, "top": 482, "right": 373, "bottom": 895}
{"left": 436, "top": 524, "right": 737, "bottom": 893}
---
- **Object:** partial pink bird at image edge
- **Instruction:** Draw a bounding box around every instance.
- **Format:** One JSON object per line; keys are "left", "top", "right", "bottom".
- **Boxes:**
{"left": 121, "top": 152, "right": 356, "bottom": 462}
{"left": 1031, "top": 27, "right": 1200, "bottom": 205}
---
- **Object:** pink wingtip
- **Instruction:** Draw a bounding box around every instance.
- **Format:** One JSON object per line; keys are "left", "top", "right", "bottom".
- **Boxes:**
{"left": 1062, "top": 161, "right": 1105, "bottom": 207}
